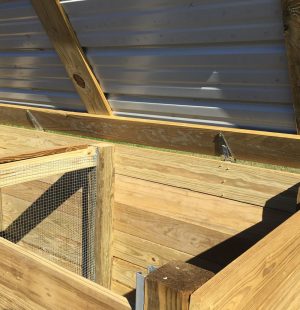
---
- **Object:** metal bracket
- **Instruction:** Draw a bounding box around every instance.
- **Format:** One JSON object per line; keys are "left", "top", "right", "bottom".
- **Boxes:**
{"left": 218, "top": 133, "right": 236, "bottom": 163}
{"left": 26, "top": 110, "right": 44, "bottom": 131}
{"left": 135, "top": 266, "right": 157, "bottom": 310}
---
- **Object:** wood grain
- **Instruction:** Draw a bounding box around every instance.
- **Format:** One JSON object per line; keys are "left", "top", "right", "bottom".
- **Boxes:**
{"left": 31, "top": 0, "right": 111, "bottom": 115}
{"left": 115, "top": 145, "right": 300, "bottom": 212}
{"left": 145, "top": 261, "right": 214, "bottom": 310}
{"left": 0, "top": 147, "right": 97, "bottom": 187}
{"left": 94, "top": 144, "right": 115, "bottom": 289}
{"left": 1, "top": 104, "right": 300, "bottom": 168}
{"left": 0, "top": 238, "right": 131, "bottom": 310}
{"left": 282, "top": 0, "right": 300, "bottom": 133}
{"left": 190, "top": 211, "right": 300, "bottom": 310}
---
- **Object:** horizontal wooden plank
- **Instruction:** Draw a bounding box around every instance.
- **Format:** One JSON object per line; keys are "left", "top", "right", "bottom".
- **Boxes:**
{"left": 111, "top": 280, "right": 134, "bottom": 297}
{"left": 0, "top": 238, "right": 131, "bottom": 310}
{"left": 115, "top": 145, "right": 300, "bottom": 211}
{"left": 0, "top": 144, "right": 88, "bottom": 164}
{"left": 0, "top": 104, "right": 300, "bottom": 167}
{"left": 113, "top": 230, "right": 193, "bottom": 270}
{"left": 112, "top": 257, "right": 146, "bottom": 289}
{"left": 0, "top": 124, "right": 94, "bottom": 160}
{"left": 190, "top": 211, "right": 300, "bottom": 310}
{"left": 115, "top": 175, "right": 290, "bottom": 237}
{"left": 0, "top": 147, "right": 97, "bottom": 187}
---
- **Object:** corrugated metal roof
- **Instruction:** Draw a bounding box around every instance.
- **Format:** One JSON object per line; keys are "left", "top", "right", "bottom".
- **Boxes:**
{"left": 61, "top": 0, "right": 296, "bottom": 133}
{"left": 0, "top": 0, "right": 84, "bottom": 111}
{"left": 0, "top": 0, "right": 296, "bottom": 133}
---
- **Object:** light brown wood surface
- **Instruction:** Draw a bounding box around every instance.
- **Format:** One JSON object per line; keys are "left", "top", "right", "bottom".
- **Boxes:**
{"left": 189, "top": 211, "right": 300, "bottom": 310}
{"left": 94, "top": 144, "right": 115, "bottom": 289}
{"left": 1, "top": 104, "right": 300, "bottom": 168}
{"left": 115, "top": 145, "right": 300, "bottom": 212}
{"left": 0, "top": 125, "right": 93, "bottom": 163}
{"left": 31, "top": 0, "right": 111, "bottom": 115}
{"left": 282, "top": 0, "right": 300, "bottom": 133}
{"left": 0, "top": 147, "right": 97, "bottom": 187}
{"left": 0, "top": 238, "right": 131, "bottom": 310}
{"left": 145, "top": 261, "right": 214, "bottom": 310}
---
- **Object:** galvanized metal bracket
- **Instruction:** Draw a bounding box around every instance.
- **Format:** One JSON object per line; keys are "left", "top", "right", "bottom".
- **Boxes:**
{"left": 26, "top": 110, "right": 44, "bottom": 131}
{"left": 218, "top": 133, "right": 236, "bottom": 163}
{"left": 135, "top": 266, "right": 157, "bottom": 310}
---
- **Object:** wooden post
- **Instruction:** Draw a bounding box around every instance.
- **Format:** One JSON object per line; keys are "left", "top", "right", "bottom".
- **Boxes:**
{"left": 282, "top": 0, "right": 300, "bottom": 133}
{"left": 93, "top": 144, "right": 115, "bottom": 289}
{"left": 144, "top": 261, "right": 214, "bottom": 310}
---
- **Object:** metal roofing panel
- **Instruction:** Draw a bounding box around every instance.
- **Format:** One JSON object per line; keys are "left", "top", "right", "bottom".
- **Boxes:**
{"left": 0, "top": 0, "right": 85, "bottom": 111}
{"left": 62, "top": 0, "right": 296, "bottom": 133}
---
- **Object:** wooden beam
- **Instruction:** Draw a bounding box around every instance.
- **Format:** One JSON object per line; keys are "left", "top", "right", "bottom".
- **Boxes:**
{"left": 189, "top": 211, "right": 300, "bottom": 310}
{"left": 282, "top": 0, "right": 300, "bottom": 133}
{"left": 0, "top": 103, "right": 300, "bottom": 168}
{"left": 0, "top": 144, "right": 88, "bottom": 164}
{"left": 0, "top": 238, "right": 131, "bottom": 310}
{"left": 93, "top": 144, "right": 115, "bottom": 289}
{"left": 144, "top": 261, "right": 214, "bottom": 310}
{"left": 30, "top": 0, "right": 112, "bottom": 115}
{"left": 0, "top": 147, "right": 96, "bottom": 187}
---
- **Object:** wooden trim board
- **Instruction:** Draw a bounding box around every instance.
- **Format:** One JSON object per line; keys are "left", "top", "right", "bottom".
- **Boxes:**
{"left": 31, "top": 0, "right": 111, "bottom": 115}
{"left": 0, "top": 238, "right": 131, "bottom": 310}
{"left": 0, "top": 144, "right": 88, "bottom": 164}
{"left": 0, "top": 147, "right": 97, "bottom": 187}
{"left": 0, "top": 104, "right": 300, "bottom": 168}
{"left": 189, "top": 211, "right": 300, "bottom": 310}
{"left": 282, "top": 0, "right": 300, "bottom": 133}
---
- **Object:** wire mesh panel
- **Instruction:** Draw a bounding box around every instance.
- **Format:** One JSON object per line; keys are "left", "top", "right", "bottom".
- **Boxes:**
{"left": 0, "top": 154, "right": 98, "bottom": 282}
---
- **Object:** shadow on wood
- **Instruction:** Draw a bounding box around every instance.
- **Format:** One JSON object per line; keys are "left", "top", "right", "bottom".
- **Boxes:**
{"left": 187, "top": 182, "right": 300, "bottom": 273}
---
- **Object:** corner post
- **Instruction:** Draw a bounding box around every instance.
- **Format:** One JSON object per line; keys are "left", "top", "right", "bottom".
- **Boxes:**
{"left": 144, "top": 261, "right": 214, "bottom": 310}
{"left": 93, "top": 143, "right": 115, "bottom": 288}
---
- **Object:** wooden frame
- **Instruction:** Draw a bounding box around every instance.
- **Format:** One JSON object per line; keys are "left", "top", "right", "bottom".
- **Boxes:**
{"left": 0, "top": 103, "right": 300, "bottom": 168}
{"left": 143, "top": 211, "right": 300, "bottom": 309}
{"left": 0, "top": 238, "right": 131, "bottom": 310}
{"left": 30, "top": 0, "right": 112, "bottom": 115}
{"left": 0, "top": 142, "right": 114, "bottom": 289}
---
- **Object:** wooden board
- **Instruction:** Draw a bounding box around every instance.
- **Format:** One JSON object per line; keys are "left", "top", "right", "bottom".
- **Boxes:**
{"left": 31, "top": 0, "right": 111, "bottom": 115}
{"left": 0, "top": 147, "right": 97, "bottom": 187}
{"left": 282, "top": 0, "right": 300, "bottom": 133}
{"left": 0, "top": 238, "right": 131, "bottom": 310}
{"left": 0, "top": 125, "right": 94, "bottom": 163}
{"left": 189, "top": 211, "right": 300, "bottom": 310}
{"left": 1, "top": 104, "right": 300, "bottom": 168}
{"left": 115, "top": 145, "right": 300, "bottom": 212}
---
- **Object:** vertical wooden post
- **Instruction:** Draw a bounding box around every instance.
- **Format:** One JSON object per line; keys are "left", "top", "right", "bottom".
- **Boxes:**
{"left": 282, "top": 0, "right": 300, "bottom": 133}
{"left": 93, "top": 143, "right": 115, "bottom": 289}
{"left": 144, "top": 261, "right": 214, "bottom": 310}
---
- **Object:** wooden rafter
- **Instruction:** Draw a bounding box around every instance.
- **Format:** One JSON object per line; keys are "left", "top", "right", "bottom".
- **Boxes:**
{"left": 0, "top": 103, "right": 300, "bottom": 168}
{"left": 282, "top": 0, "right": 300, "bottom": 133}
{"left": 31, "top": 0, "right": 112, "bottom": 115}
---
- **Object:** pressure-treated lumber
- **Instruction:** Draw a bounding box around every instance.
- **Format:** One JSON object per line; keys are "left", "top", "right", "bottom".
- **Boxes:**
{"left": 93, "top": 144, "right": 115, "bottom": 289}
{"left": 31, "top": 0, "right": 111, "bottom": 115}
{"left": 282, "top": 0, "right": 300, "bottom": 133}
{"left": 115, "top": 145, "right": 300, "bottom": 212}
{"left": 1, "top": 104, "right": 300, "bottom": 168}
{"left": 189, "top": 211, "right": 300, "bottom": 310}
{"left": 0, "top": 147, "right": 97, "bottom": 187}
{"left": 0, "top": 238, "right": 131, "bottom": 310}
{"left": 145, "top": 261, "right": 214, "bottom": 310}
{"left": 0, "top": 125, "right": 94, "bottom": 163}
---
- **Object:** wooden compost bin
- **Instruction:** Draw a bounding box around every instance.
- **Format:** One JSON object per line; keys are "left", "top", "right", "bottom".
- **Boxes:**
{"left": 0, "top": 125, "right": 299, "bottom": 309}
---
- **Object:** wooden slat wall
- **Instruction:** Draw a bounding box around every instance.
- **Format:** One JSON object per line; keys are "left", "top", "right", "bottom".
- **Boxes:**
{"left": 110, "top": 146, "right": 299, "bottom": 291}
{"left": 189, "top": 211, "right": 300, "bottom": 309}
{"left": 0, "top": 238, "right": 131, "bottom": 310}
{"left": 1, "top": 143, "right": 299, "bottom": 296}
